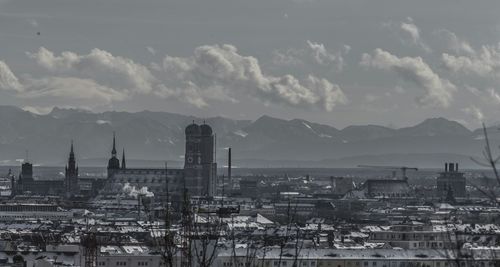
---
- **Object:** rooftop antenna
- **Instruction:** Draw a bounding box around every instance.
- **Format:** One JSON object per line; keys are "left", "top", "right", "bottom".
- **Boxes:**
{"left": 25, "top": 150, "right": 29, "bottom": 163}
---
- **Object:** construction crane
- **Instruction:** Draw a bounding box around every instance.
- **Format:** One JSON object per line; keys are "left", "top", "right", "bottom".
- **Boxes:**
{"left": 357, "top": 165, "right": 418, "bottom": 179}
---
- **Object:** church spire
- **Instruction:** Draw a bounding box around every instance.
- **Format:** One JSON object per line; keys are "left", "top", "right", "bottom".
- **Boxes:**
{"left": 112, "top": 132, "right": 117, "bottom": 156}
{"left": 121, "top": 148, "right": 126, "bottom": 169}
{"left": 70, "top": 140, "right": 75, "bottom": 158}
{"left": 68, "top": 140, "right": 76, "bottom": 164}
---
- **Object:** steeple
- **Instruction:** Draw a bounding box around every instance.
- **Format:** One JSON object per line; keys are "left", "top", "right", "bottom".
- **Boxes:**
{"left": 68, "top": 140, "right": 76, "bottom": 166}
{"left": 65, "top": 140, "right": 79, "bottom": 197}
{"left": 112, "top": 132, "right": 117, "bottom": 156}
{"left": 69, "top": 140, "right": 75, "bottom": 161}
{"left": 107, "top": 132, "right": 121, "bottom": 172}
{"left": 121, "top": 148, "right": 126, "bottom": 169}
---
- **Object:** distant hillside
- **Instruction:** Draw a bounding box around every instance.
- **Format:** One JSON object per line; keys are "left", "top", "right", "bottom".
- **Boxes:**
{"left": 0, "top": 105, "right": 492, "bottom": 168}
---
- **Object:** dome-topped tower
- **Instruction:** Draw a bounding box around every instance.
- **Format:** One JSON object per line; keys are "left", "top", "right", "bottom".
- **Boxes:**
{"left": 183, "top": 121, "right": 217, "bottom": 197}
{"left": 200, "top": 123, "right": 213, "bottom": 136}
{"left": 185, "top": 122, "right": 201, "bottom": 136}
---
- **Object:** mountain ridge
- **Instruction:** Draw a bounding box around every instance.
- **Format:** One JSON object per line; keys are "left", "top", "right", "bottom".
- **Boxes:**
{"left": 0, "top": 105, "right": 492, "bottom": 167}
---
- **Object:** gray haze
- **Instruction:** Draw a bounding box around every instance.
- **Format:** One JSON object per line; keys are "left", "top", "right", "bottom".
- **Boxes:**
{"left": 0, "top": 0, "right": 500, "bottom": 129}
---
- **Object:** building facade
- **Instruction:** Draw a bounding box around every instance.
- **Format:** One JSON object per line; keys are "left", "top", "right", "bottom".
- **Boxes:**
{"left": 436, "top": 162, "right": 466, "bottom": 199}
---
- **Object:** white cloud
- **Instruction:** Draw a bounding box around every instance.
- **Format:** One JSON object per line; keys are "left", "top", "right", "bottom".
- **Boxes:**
{"left": 306, "top": 40, "right": 346, "bottom": 70}
{"left": 20, "top": 76, "right": 128, "bottom": 104}
{"left": 272, "top": 49, "right": 304, "bottom": 66}
{"left": 5, "top": 45, "right": 347, "bottom": 111}
{"left": 361, "top": 48, "right": 455, "bottom": 107}
{"left": 22, "top": 106, "right": 53, "bottom": 115}
{"left": 273, "top": 41, "right": 349, "bottom": 72}
{"left": 435, "top": 29, "right": 475, "bottom": 55}
{"left": 487, "top": 88, "right": 500, "bottom": 104}
{"left": 0, "top": 60, "right": 23, "bottom": 92}
{"left": 27, "top": 47, "right": 156, "bottom": 94}
{"left": 0, "top": 58, "right": 127, "bottom": 105}
{"left": 400, "top": 21, "right": 420, "bottom": 44}
{"left": 462, "top": 105, "right": 484, "bottom": 122}
{"left": 158, "top": 44, "right": 347, "bottom": 111}
{"left": 385, "top": 18, "right": 431, "bottom": 52}
{"left": 442, "top": 44, "right": 500, "bottom": 79}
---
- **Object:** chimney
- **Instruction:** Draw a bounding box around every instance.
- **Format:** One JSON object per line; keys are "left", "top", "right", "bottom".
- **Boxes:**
{"left": 445, "top": 163, "right": 448, "bottom": 172}
{"left": 449, "top": 162, "right": 454, "bottom": 172}
{"left": 455, "top": 163, "right": 459, "bottom": 172}
{"left": 228, "top": 148, "right": 232, "bottom": 189}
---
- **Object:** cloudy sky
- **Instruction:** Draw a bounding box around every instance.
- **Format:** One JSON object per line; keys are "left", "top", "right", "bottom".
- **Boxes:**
{"left": 0, "top": 0, "right": 500, "bottom": 128}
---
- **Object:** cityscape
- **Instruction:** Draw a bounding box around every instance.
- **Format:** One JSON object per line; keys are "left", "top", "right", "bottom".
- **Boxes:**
{"left": 1, "top": 0, "right": 500, "bottom": 266}
{"left": 0, "top": 118, "right": 498, "bottom": 266}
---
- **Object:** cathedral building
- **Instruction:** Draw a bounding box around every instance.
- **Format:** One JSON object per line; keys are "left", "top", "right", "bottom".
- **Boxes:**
{"left": 105, "top": 122, "right": 217, "bottom": 199}
{"left": 13, "top": 142, "right": 104, "bottom": 199}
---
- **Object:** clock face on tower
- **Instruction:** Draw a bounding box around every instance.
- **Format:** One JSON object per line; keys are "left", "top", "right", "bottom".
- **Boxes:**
{"left": 187, "top": 157, "right": 193, "bottom": 163}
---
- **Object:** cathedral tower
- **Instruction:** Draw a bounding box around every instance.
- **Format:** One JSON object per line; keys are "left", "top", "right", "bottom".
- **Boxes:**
{"left": 183, "top": 122, "right": 217, "bottom": 197}
{"left": 107, "top": 132, "right": 121, "bottom": 178}
{"left": 65, "top": 140, "right": 79, "bottom": 197}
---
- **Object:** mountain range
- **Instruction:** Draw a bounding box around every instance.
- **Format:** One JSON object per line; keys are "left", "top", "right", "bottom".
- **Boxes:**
{"left": 0, "top": 105, "right": 495, "bottom": 168}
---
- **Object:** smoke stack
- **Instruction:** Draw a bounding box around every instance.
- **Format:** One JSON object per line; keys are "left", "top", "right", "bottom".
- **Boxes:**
{"left": 445, "top": 163, "right": 448, "bottom": 172}
{"left": 450, "top": 162, "right": 455, "bottom": 172}
{"left": 456, "top": 163, "right": 459, "bottom": 172}
{"left": 228, "top": 148, "right": 232, "bottom": 189}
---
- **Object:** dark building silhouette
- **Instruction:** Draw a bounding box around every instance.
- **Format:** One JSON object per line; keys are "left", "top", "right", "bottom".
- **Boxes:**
{"left": 105, "top": 122, "right": 217, "bottom": 198}
{"left": 184, "top": 122, "right": 217, "bottom": 197}
{"left": 121, "top": 148, "right": 127, "bottom": 170}
{"left": 436, "top": 162, "right": 466, "bottom": 199}
{"left": 65, "top": 141, "right": 79, "bottom": 197}
{"left": 15, "top": 160, "right": 65, "bottom": 196}
{"left": 107, "top": 132, "right": 121, "bottom": 178}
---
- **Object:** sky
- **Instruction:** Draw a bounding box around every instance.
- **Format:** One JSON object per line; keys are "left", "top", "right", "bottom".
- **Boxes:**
{"left": 0, "top": 0, "right": 500, "bottom": 129}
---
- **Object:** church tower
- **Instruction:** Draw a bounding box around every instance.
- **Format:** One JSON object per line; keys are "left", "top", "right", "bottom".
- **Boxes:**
{"left": 183, "top": 121, "right": 217, "bottom": 197}
{"left": 121, "top": 148, "right": 127, "bottom": 169}
{"left": 107, "top": 132, "right": 121, "bottom": 178}
{"left": 65, "top": 140, "right": 79, "bottom": 197}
